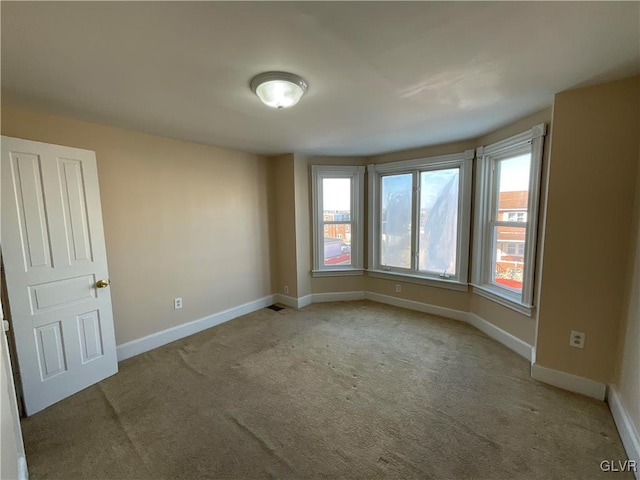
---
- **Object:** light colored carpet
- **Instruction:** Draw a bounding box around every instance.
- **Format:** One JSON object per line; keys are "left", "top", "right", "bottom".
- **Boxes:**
{"left": 21, "top": 301, "right": 630, "bottom": 479}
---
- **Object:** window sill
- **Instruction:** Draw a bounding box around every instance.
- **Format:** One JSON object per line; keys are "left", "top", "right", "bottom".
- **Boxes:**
{"left": 471, "top": 285, "right": 533, "bottom": 317}
{"left": 312, "top": 269, "right": 365, "bottom": 278}
{"left": 366, "top": 270, "right": 468, "bottom": 292}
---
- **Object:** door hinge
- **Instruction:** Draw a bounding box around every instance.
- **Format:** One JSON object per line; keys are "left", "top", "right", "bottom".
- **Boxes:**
{"left": 2, "top": 320, "right": 9, "bottom": 332}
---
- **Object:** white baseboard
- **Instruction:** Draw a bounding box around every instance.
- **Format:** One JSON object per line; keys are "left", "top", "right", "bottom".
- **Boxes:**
{"left": 275, "top": 290, "right": 531, "bottom": 364}
{"left": 364, "top": 291, "right": 468, "bottom": 322}
{"left": 364, "top": 292, "right": 532, "bottom": 361}
{"left": 531, "top": 346, "right": 537, "bottom": 365}
{"left": 276, "top": 291, "right": 366, "bottom": 307}
{"left": 608, "top": 386, "right": 640, "bottom": 479}
{"left": 18, "top": 456, "right": 28, "bottom": 480}
{"left": 116, "top": 295, "right": 275, "bottom": 361}
{"left": 530, "top": 364, "right": 606, "bottom": 400}
{"left": 117, "top": 289, "right": 530, "bottom": 367}
{"left": 298, "top": 294, "right": 313, "bottom": 308}
{"left": 467, "top": 313, "right": 534, "bottom": 362}
{"left": 312, "top": 291, "right": 366, "bottom": 303}
{"left": 275, "top": 294, "right": 299, "bottom": 308}
{"left": 273, "top": 290, "right": 532, "bottom": 363}
{"left": 274, "top": 294, "right": 312, "bottom": 309}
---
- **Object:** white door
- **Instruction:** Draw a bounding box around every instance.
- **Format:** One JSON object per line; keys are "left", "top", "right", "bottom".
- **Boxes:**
{"left": 1, "top": 136, "right": 118, "bottom": 415}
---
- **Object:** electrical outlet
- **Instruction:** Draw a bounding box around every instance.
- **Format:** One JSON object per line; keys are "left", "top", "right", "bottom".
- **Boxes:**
{"left": 569, "top": 330, "right": 585, "bottom": 349}
{"left": 284, "top": 285, "right": 289, "bottom": 294}
{"left": 174, "top": 297, "right": 183, "bottom": 310}
{"left": 395, "top": 284, "right": 401, "bottom": 293}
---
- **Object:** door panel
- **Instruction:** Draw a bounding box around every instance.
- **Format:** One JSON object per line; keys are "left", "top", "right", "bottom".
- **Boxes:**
{"left": 12, "top": 152, "right": 53, "bottom": 270}
{"left": 35, "top": 322, "right": 67, "bottom": 380}
{"left": 77, "top": 310, "right": 103, "bottom": 363}
{"left": 58, "top": 158, "right": 93, "bottom": 264}
{"left": 1, "top": 136, "right": 117, "bottom": 415}
{"left": 29, "top": 274, "right": 96, "bottom": 313}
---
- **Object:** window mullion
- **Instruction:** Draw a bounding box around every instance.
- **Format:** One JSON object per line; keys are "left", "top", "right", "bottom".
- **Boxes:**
{"left": 411, "top": 170, "right": 420, "bottom": 273}
{"left": 491, "top": 220, "right": 529, "bottom": 228}
{"left": 376, "top": 174, "right": 382, "bottom": 269}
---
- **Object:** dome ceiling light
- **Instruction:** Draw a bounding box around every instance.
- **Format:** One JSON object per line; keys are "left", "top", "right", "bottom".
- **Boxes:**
{"left": 250, "top": 71, "right": 308, "bottom": 109}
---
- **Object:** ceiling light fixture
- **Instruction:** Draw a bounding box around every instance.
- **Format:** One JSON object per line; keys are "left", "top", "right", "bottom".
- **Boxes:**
{"left": 250, "top": 71, "right": 308, "bottom": 109}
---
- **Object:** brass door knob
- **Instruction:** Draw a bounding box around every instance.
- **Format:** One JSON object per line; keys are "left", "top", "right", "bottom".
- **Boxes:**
{"left": 96, "top": 279, "right": 110, "bottom": 288}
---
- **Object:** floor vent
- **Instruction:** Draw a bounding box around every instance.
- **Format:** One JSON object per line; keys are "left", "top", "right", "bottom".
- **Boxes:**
{"left": 266, "top": 304, "right": 284, "bottom": 312}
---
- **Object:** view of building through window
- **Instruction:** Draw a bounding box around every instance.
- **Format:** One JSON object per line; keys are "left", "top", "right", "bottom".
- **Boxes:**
{"left": 322, "top": 178, "right": 352, "bottom": 266}
{"left": 492, "top": 154, "right": 530, "bottom": 292}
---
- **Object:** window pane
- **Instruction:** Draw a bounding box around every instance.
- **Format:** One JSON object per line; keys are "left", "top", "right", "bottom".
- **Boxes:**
{"left": 492, "top": 226, "right": 526, "bottom": 292}
{"left": 496, "top": 154, "right": 530, "bottom": 222}
{"left": 419, "top": 168, "right": 459, "bottom": 275}
{"left": 323, "top": 178, "right": 351, "bottom": 221}
{"left": 381, "top": 174, "right": 413, "bottom": 268}
{"left": 323, "top": 226, "right": 351, "bottom": 266}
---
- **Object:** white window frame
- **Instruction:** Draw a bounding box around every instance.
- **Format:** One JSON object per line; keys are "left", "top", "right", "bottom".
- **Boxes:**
{"left": 367, "top": 150, "right": 474, "bottom": 290}
{"left": 311, "top": 165, "right": 365, "bottom": 276}
{"left": 472, "top": 123, "right": 546, "bottom": 315}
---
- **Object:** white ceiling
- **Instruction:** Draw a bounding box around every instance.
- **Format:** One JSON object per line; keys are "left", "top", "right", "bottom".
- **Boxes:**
{"left": 2, "top": 2, "right": 639, "bottom": 156}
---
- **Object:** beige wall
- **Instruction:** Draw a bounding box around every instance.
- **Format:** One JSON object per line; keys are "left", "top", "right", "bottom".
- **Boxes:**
{"left": 365, "top": 277, "right": 469, "bottom": 310}
{"left": 537, "top": 76, "right": 640, "bottom": 383}
{"left": 312, "top": 276, "right": 366, "bottom": 294}
{"left": 267, "top": 153, "right": 316, "bottom": 299}
{"left": 468, "top": 294, "right": 535, "bottom": 345}
{"left": 613, "top": 134, "right": 640, "bottom": 438}
{"left": 294, "top": 155, "right": 312, "bottom": 298}
{"left": 269, "top": 154, "right": 298, "bottom": 297}
{"left": 292, "top": 155, "right": 368, "bottom": 296}
{"left": 1, "top": 105, "right": 273, "bottom": 345}
{"left": 371, "top": 139, "right": 477, "bottom": 165}
{"left": 267, "top": 153, "right": 315, "bottom": 300}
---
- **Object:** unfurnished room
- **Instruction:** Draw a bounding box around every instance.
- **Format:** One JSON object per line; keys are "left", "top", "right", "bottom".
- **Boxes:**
{"left": 0, "top": 2, "right": 639, "bottom": 479}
